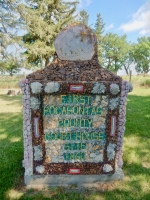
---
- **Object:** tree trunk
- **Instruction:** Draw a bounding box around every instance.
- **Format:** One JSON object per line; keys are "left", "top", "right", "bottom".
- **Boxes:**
{"left": 107, "top": 58, "right": 111, "bottom": 70}
{"left": 129, "top": 70, "right": 132, "bottom": 82}
{"left": 45, "top": 57, "right": 49, "bottom": 67}
{"left": 124, "top": 65, "right": 129, "bottom": 75}
{"left": 10, "top": 69, "right": 13, "bottom": 76}
{"left": 114, "top": 59, "right": 117, "bottom": 72}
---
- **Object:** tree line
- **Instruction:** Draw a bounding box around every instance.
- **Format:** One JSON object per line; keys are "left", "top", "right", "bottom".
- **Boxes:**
{"left": 0, "top": 0, "right": 150, "bottom": 75}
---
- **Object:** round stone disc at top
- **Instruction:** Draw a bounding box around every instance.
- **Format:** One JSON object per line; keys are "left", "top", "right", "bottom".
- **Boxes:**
{"left": 54, "top": 24, "right": 97, "bottom": 61}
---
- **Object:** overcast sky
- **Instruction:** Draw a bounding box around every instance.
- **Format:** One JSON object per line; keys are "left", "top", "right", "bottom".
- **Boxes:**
{"left": 77, "top": 0, "right": 150, "bottom": 43}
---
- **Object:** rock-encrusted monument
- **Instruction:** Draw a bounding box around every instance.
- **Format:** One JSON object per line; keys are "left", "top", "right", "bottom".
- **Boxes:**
{"left": 19, "top": 24, "right": 133, "bottom": 186}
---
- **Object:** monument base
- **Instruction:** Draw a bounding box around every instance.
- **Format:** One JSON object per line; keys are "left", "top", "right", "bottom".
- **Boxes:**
{"left": 24, "top": 169, "right": 124, "bottom": 187}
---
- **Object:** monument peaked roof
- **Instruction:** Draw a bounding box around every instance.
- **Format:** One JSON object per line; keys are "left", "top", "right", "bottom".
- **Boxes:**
{"left": 27, "top": 54, "right": 121, "bottom": 83}
{"left": 27, "top": 24, "right": 121, "bottom": 83}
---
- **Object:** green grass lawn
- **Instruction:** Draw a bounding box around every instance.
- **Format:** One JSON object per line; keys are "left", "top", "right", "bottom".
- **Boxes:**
{"left": 0, "top": 82, "right": 150, "bottom": 199}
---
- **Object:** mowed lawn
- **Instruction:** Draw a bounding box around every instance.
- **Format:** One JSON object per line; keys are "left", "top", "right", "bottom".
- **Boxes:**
{"left": 0, "top": 83, "right": 150, "bottom": 199}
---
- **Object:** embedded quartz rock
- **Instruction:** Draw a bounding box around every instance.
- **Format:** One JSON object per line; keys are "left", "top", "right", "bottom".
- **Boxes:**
{"left": 103, "top": 164, "right": 113, "bottom": 172}
{"left": 110, "top": 84, "right": 120, "bottom": 95}
{"left": 54, "top": 24, "right": 97, "bottom": 61}
{"left": 126, "top": 81, "right": 133, "bottom": 92}
{"left": 33, "top": 145, "right": 43, "bottom": 161}
{"left": 92, "top": 83, "right": 106, "bottom": 94}
{"left": 36, "top": 165, "right": 45, "bottom": 174}
{"left": 25, "top": 167, "right": 33, "bottom": 176}
{"left": 44, "top": 82, "right": 60, "bottom": 93}
{"left": 31, "top": 82, "right": 42, "bottom": 94}
{"left": 109, "top": 97, "right": 120, "bottom": 110}
{"left": 107, "top": 143, "right": 116, "bottom": 161}
{"left": 30, "top": 97, "right": 40, "bottom": 110}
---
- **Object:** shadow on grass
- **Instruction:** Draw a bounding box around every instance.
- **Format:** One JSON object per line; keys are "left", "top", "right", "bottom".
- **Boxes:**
{"left": 16, "top": 179, "right": 150, "bottom": 200}
{"left": 0, "top": 94, "right": 150, "bottom": 199}
{"left": 20, "top": 163, "right": 150, "bottom": 200}
{"left": 0, "top": 113, "right": 24, "bottom": 199}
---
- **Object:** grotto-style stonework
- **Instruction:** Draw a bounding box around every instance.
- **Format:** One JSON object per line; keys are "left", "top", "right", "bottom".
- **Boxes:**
{"left": 19, "top": 24, "right": 133, "bottom": 185}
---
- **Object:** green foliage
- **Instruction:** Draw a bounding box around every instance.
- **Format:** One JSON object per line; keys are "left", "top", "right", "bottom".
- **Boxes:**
{"left": 102, "top": 33, "right": 129, "bottom": 72}
{"left": 94, "top": 13, "right": 105, "bottom": 63}
{"left": 0, "top": 0, "right": 20, "bottom": 51}
{"left": 121, "top": 45, "right": 134, "bottom": 75}
{"left": 0, "top": 0, "right": 24, "bottom": 75}
{"left": 19, "top": 0, "right": 78, "bottom": 67}
{"left": 0, "top": 55, "right": 21, "bottom": 76}
{"left": 132, "top": 37, "right": 150, "bottom": 74}
{"left": 78, "top": 10, "right": 89, "bottom": 26}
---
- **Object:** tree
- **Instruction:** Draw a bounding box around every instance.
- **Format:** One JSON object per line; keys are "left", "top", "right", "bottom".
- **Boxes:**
{"left": 0, "top": 0, "right": 23, "bottom": 75}
{"left": 0, "top": 41, "right": 24, "bottom": 75}
{"left": 0, "top": 55, "right": 20, "bottom": 76}
{"left": 18, "top": 0, "right": 78, "bottom": 67}
{"left": 94, "top": 13, "right": 105, "bottom": 63}
{"left": 0, "top": 0, "right": 19, "bottom": 51}
{"left": 121, "top": 45, "right": 133, "bottom": 75}
{"left": 132, "top": 37, "right": 150, "bottom": 74}
{"left": 102, "top": 33, "right": 129, "bottom": 73}
{"left": 78, "top": 10, "right": 89, "bottom": 26}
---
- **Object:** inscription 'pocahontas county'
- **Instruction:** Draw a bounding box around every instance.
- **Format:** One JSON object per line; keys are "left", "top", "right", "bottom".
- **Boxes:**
{"left": 43, "top": 94, "right": 108, "bottom": 163}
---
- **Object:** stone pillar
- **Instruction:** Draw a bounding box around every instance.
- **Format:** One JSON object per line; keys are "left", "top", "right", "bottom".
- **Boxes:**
{"left": 116, "top": 80, "right": 133, "bottom": 169}
{"left": 19, "top": 79, "right": 33, "bottom": 176}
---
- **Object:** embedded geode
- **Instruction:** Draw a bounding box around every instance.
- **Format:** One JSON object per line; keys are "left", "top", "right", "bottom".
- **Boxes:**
{"left": 110, "top": 83, "right": 120, "bottom": 95}
{"left": 30, "top": 97, "right": 40, "bottom": 110}
{"left": 36, "top": 165, "right": 45, "bottom": 174}
{"left": 103, "top": 164, "right": 113, "bottom": 172}
{"left": 109, "top": 97, "right": 120, "bottom": 110}
{"left": 44, "top": 82, "right": 60, "bottom": 93}
{"left": 107, "top": 143, "right": 116, "bottom": 161}
{"left": 33, "top": 145, "right": 43, "bottom": 161}
{"left": 92, "top": 83, "right": 106, "bottom": 94}
{"left": 30, "top": 82, "right": 42, "bottom": 94}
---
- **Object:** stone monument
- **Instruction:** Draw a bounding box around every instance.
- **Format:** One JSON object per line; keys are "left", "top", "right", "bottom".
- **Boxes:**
{"left": 19, "top": 24, "right": 133, "bottom": 187}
